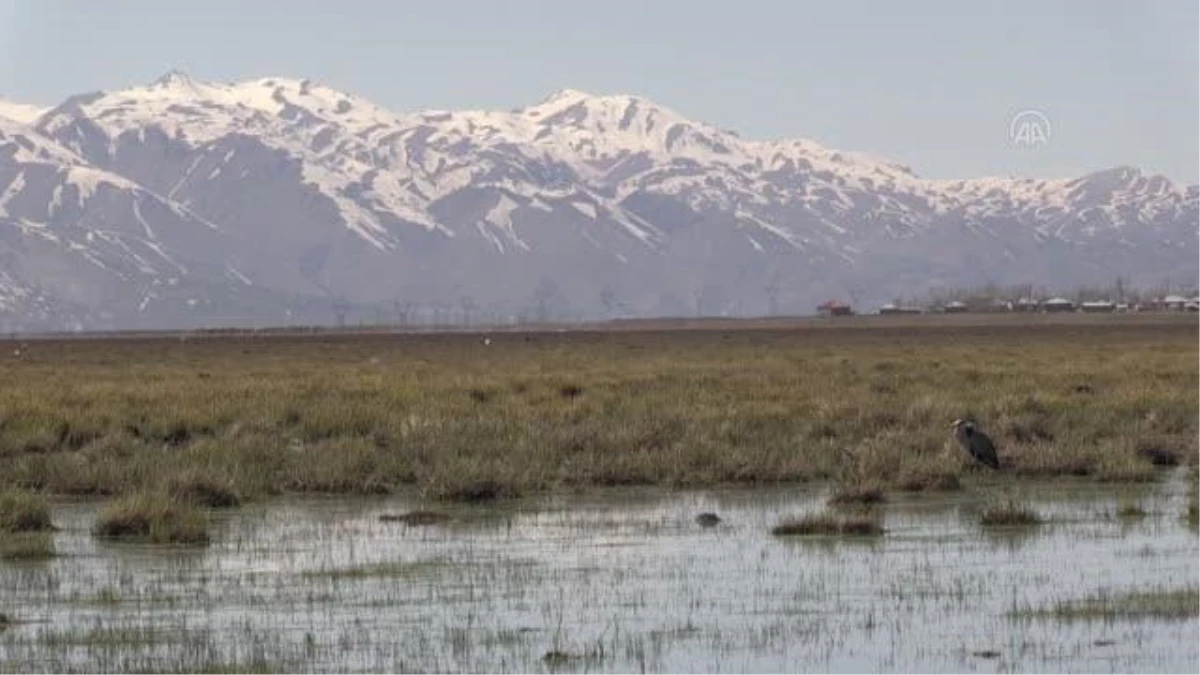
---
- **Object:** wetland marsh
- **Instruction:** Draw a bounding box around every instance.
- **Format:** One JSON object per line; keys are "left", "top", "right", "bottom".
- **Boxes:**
{"left": 1, "top": 479, "right": 1197, "bottom": 673}
{"left": 0, "top": 315, "right": 1196, "bottom": 672}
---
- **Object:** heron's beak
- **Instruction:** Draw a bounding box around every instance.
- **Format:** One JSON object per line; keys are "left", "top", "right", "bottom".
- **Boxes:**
{"left": 950, "top": 419, "right": 962, "bottom": 427}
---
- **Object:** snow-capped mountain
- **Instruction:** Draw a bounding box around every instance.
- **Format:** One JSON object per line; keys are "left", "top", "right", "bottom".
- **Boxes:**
{"left": 0, "top": 97, "right": 46, "bottom": 125}
{"left": 1, "top": 72, "right": 1195, "bottom": 330}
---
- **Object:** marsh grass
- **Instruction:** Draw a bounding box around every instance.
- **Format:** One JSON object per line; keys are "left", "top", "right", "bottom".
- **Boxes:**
{"left": 167, "top": 470, "right": 241, "bottom": 508}
{"left": 980, "top": 500, "right": 1043, "bottom": 526}
{"left": 1115, "top": 500, "right": 1147, "bottom": 519}
{"left": 302, "top": 559, "right": 451, "bottom": 580}
{"left": 37, "top": 626, "right": 197, "bottom": 648}
{"left": 0, "top": 318, "right": 1193, "bottom": 502}
{"left": 541, "top": 648, "right": 601, "bottom": 668}
{"left": 93, "top": 492, "right": 210, "bottom": 545}
{"left": 896, "top": 467, "right": 961, "bottom": 492}
{"left": 0, "top": 532, "right": 54, "bottom": 560}
{"left": 0, "top": 489, "right": 53, "bottom": 533}
{"left": 1009, "top": 587, "right": 1199, "bottom": 621}
{"left": 772, "top": 512, "right": 884, "bottom": 537}
{"left": 828, "top": 483, "right": 886, "bottom": 506}
{"left": 1190, "top": 482, "right": 1200, "bottom": 526}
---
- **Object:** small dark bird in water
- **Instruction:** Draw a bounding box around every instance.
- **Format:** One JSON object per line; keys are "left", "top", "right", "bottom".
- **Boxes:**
{"left": 952, "top": 419, "right": 1000, "bottom": 469}
{"left": 695, "top": 513, "right": 721, "bottom": 527}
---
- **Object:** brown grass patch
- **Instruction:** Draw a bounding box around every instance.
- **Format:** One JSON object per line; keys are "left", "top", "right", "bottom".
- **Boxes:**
{"left": 0, "top": 490, "right": 53, "bottom": 533}
{"left": 93, "top": 492, "right": 210, "bottom": 545}
{"left": 0, "top": 532, "right": 55, "bottom": 560}
{"left": 828, "top": 484, "right": 886, "bottom": 506}
{"left": 167, "top": 471, "right": 241, "bottom": 508}
{"left": 980, "top": 500, "right": 1043, "bottom": 526}
{"left": 0, "top": 317, "right": 1193, "bottom": 501}
{"left": 378, "top": 510, "right": 452, "bottom": 526}
{"left": 772, "top": 512, "right": 884, "bottom": 537}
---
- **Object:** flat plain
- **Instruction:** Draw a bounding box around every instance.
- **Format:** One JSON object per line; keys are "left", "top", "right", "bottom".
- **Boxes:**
{"left": 1, "top": 313, "right": 1195, "bottom": 502}
{"left": 0, "top": 313, "right": 1196, "bottom": 672}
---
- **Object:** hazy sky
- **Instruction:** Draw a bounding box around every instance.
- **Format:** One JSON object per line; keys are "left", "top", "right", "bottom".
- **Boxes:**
{"left": 1, "top": 0, "right": 1196, "bottom": 182}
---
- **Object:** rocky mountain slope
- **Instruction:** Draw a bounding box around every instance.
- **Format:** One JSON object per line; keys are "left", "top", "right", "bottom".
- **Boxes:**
{"left": 1, "top": 72, "right": 1195, "bottom": 330}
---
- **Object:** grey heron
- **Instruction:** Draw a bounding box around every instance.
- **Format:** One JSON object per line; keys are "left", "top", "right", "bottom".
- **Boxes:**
{"left": 952, "top": 419, "right": 1000, "bottom": 469}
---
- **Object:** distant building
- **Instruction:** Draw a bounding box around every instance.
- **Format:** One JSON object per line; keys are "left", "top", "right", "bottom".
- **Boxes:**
{"left": 817, "top": 300, "right": 853, "bottom": 316}
{"left": 989, "top": 299, "right": 1013, "bottom": 313}
{"left": 1043, "top": 297, "right": 1076, "bottom": 313}
{"left": 1080, "top": 300, "right": 1115, "bottom": 313}
{"left": 1014, "top": 298, "right": 1040, "bottom": 312}
{"left": 1162, "top": 295, "right": 1189, "bottom": 311}
{"left": 943, "top": 300, "right": 968, "bottom": 314}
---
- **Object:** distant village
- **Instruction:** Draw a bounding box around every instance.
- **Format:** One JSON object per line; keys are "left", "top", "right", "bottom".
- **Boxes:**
{"left": 817, "top": 285, "right": 1200, "bottom": 317}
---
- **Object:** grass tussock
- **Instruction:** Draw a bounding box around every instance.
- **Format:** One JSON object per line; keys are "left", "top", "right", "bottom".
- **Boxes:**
{"left": 1010, "top": 587, "right": 1199, "bottom": 621}
{"left": 93, "top": 492, "right": 210, "bottom": 545}
{"left": 0, "top": 489, "right": 53, "bottom": 533}
{"left": 1187, "top": 474, "right": 1199, "bottom": 526}
{"left": 828, "top": 483, "right": 886, "bottom": 506}
{"left": 980, "top": 500, "right": 1043, "bottom": 526}
{"left": 772, "top": 512, "right": 884, "bottom": 537}
{"left": 1135, "top": 441, "right": 1180, "bottom": 467}
{"left": 0, "top": 532, "right": 55, "bottom": 560}
{"left": 0, "top": 318, "right": 1193, "bottom": 502}
{"left": 167, "top": 470, "right": 241, "bottom": 508}
{"left": 896, "top": 466, "right": 961, "bottom": 492}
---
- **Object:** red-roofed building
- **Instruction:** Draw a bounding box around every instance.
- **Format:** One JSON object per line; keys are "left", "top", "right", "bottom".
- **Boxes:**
{"left": 817, "top": 300, "right": 854, "bottom": 316}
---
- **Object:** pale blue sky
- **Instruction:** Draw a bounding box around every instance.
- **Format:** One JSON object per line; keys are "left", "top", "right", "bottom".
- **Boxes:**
{"left": 1, "top": 0, "right": 1196, "bottom": 182}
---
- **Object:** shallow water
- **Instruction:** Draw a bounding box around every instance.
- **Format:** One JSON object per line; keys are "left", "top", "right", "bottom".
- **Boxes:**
{"left": 1, "top": 474, "right": 1197, "bottom": 673}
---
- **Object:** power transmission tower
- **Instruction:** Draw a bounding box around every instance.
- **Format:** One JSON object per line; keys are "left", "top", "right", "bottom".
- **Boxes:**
{"left": 332, "top": 297, "right": 350, "bottom": 329}
{"left": 764, "top": 282, "right": 779, "bottom": 316}
{"left": 392, "top": 300, "right": 413, "bottom": 327}
{"left": 459, "top": 296, "right": 477, "bottom": 327}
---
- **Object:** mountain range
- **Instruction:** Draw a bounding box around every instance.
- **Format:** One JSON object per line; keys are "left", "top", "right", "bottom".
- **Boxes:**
{"left": 1, "top": 71, "right": 1196, "bottom": 331}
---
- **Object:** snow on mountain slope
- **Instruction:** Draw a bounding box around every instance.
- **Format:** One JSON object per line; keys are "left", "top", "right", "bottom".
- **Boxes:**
{"left": 38, "top": 70, "right": 402, "bottom": 145}
{"left": 2, "top": 72, "right": 1196, "bottom": 329}
{"left": 36, "top": 72, "right": 441, "bottom": 247}
{"left": 0, "top": 109, "right": 312, "bottom": 328}
{"left": 0, "top": 97, "right": 47, "bottom": 124}
{"left": 0, "top": 115, "right": 81, "bottom": 165}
